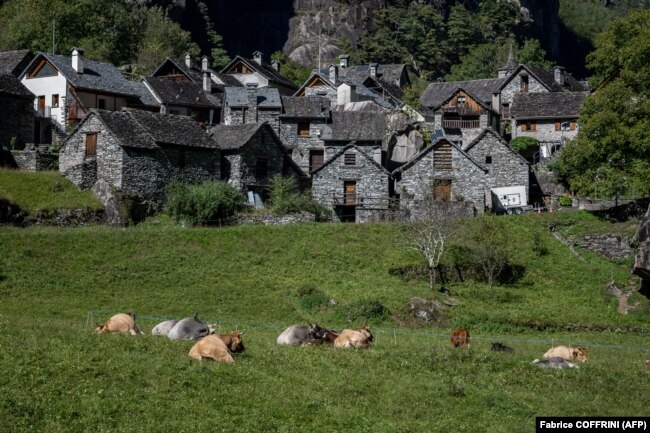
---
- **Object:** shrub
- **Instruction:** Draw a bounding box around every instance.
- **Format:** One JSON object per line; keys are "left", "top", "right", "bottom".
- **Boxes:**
{"left": 164, "top": 180, "right": 245, "bottom": 225}
{"left": 341, "top": 299, "right": 388, "bottom": 323}
{"left": 268, "top": 175, "right": 330, "bottom": 220}
{"left": 509, "top": 136, "right": 539, "bottom": 152}
{"left": 559, "top": 195, "right": 573, "bottom": 206}
{"left": 298, "top": 288, "right": 331, "bottom": 311}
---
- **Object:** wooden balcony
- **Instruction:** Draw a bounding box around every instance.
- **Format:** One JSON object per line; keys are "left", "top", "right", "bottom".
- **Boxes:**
{"left": 442, "top": 118, "right": 480, "bottom": 129}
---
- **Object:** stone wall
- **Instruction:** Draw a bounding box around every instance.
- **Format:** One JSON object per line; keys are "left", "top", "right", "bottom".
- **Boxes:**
{"left": 279, "top": 118, "right": 328, "bottom": 174}
{"left": 574, "top": 234, "right": 632, "bottom": 261}
{"left": 11, "top": 149, "right": 57, "bottom": 172}
{"left": 230, "top": 211, "right": 316, "bottom": 225}
{"left": 512, "top": 118, "right": 578, "bottom": 143}
{"left": 256, "top": 108, "right": 281, "bottom": 134}
{"left": 500, "top": 72, "right": 548, "bottom": 109}
{"left": 0, "top": 96, "right": 33, "bottom": 149}
{"left": 305, "top": 85, "right": 337, "bottom": 107}
{"left": 224, "top": 106, "right": 247, "bottom": 125}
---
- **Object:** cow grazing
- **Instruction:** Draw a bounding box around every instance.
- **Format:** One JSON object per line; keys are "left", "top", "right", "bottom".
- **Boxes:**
{"left": 542, "top": 345, "right": 588, "bottom": 363}
{"left": 333, "top": 324, "right": 374, "bottom": 349}
{"left": 277, "top": 324, "right": 326, "bottom": 346}
{"left": 532, "top": 357, "right": 579, "bottom": 369}
{"left": 451, "top": 328, "right": 470, "bottom": 348}
{"left": 189, "top": 335, "right": 235, "bottom": 364}
{"left": 168, "top": 315, "right": 212, "bottom": 340}
{"left": 95, "top": 312, "right": 143, "bottom": 335}
{"left": 151, "top": 320, "right": 179, "bottom": 336}
{"left": 218, "top": 331, "right": 245, "bottom": 354}
{"left": 491, "top": 342, "right": 514, "bottom": 353}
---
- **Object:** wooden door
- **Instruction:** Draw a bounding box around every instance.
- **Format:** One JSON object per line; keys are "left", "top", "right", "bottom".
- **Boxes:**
{"left": 433, "top": 179, "right": 451, "bottom": 201}
{"left": 344, "top": 181, "right": 357, "bottom": 205}
{"left": 309, "top": 149, "right": 324, "bottom": 173}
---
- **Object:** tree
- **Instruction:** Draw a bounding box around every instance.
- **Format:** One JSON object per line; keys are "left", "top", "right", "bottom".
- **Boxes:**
{"left": 465, "top": 215, "right": 512, "bottom": 292}
{"left": 559, "top": 10, "right": 650, "bottom": 198}
{"left": 446, "top": 43, "right": 500, "bottom": 81}
{"left": 195, "top": 0, "right": 229, "bottom": 69}
{"left": 517, "top": 39, "right": 553, "bottom": 68}
{"left": 270, "top": 51, "right": 311, "bottom": 87}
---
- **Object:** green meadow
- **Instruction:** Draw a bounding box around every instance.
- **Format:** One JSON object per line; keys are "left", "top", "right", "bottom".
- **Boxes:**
{"left": 0, "top": 213, "right": 648, "bottom": 432}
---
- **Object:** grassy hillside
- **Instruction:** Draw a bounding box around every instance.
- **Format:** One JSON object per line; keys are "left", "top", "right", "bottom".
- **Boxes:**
{"left": 0, "top": 169, "right": 102, "bottom": 213}
{"left": 0, "top": 214, "right": 648, "bottom": 432}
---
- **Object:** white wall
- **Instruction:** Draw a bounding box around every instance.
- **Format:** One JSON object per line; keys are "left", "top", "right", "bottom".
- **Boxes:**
{"left": 21, "top": 73, "right": 68, "bottom": 128}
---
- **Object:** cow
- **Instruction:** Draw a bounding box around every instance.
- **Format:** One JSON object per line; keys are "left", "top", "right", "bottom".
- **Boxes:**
{"left": 451, "top": 328, "right": 470, "bottom": 348}
{"left": 168, "top": 315, "right": 212, "bottom": 340}
{"left": 491, "top": 342, "right": 514, "bottom": 353}
{"left": 218, "top": 331, "right": 245, "bottom": 354}
{"left": 542, "top": 345, "right": 588, "bottom": 363}
{"left": 532, "top": 357, "right": 579, "bottom": 369}
{"left": 320, "top": 327, "right": 339, "bottom": 344}
{"left": 333, "top": 324, "right": 374, "bottom": 349}
{"left": 277, "top": 324, "right": 326, "bottom": 346}
{"left": 151, "top": 320, "right": 179, "bottom": 336}
{"left": 189, "top": 335, "right": 235, "bottom": 364}
{"left": 95, "top": 312, "right": 143, "bottom": 335}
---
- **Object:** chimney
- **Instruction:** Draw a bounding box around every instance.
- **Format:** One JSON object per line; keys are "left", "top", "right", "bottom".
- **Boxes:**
{"left": 554, "top": 66, "right": 566, "bottom": 86}
{"left": 203, "top": 71, "right": 212, "bottom": 94}
{"left": 71, "top": 48, "right": 84, "bottom": 74}
{"left": 369, "top": 63, "right": 378, "bottom": 78}
{"left": 252, "top": 51, "right": 263, "bottom": 66}
{"left": 339, "top": 54, "right": 349, "bottom": 69}
{"left": 201, "top": 55, "right": 209, "bottom": 72}
{"left": 337, "top": 83, "right": 355, "bottom": 106}
{"left": 185, "top": 52, "right": 192, "bottom": 69}
{"left": 329, "top": 64, "right": 338, "bottom": 84}
{"left": 271, "top": 60, "right": 281, "bottom": 72}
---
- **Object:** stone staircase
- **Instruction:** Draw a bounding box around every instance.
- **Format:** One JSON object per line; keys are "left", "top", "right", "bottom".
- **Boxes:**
{"left": 50, "top": 120, "right": 68, "bottom": 146}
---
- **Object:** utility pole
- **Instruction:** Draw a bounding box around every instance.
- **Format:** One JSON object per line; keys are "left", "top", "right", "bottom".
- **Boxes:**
{"left": 317, "top": 25, "right": 321, "bottom": 72}
{"left": 52, "top": 19, "right": 56, "bottom": 54}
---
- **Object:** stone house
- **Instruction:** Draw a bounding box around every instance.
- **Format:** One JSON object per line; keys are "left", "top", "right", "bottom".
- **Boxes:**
{"left": 0, "top": 49, "right": 34, "bottom": 77}
{"left": 209, "top": 122, "right": 306, "bottom": 202}
{"left": 222, "top": 86, "right": 282, "bottom": 133}
{"left": 510, "top": 91, "right": 589, "bottom": 158}
{"left": 393, "top": 138, "right": 489, "bottom": 216}
{"left": 312, "top": 143, "right": 391, "bottom": 223}
{"left": 60, "top": 108, "right": 219, "bottom": 207}
{"left": 0, "top": 73, "right": 35, "bottom": 149}
{"left": 278, "top": 96, "right": 331, "bottom": 175}
{"left": 321, "top": 111, "right": 387, "bottom": 166}
{"left": 220, "top": 51, "right": 298, "bottom": 96}
{"left": 142, "top": 76, "right": 221, "bottom": 124}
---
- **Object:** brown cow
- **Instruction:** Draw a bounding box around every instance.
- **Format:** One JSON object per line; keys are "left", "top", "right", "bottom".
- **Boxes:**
{"left": 189, "top": 335, "right": 234, "bottom": 363}
{"left": 217, "top": 331, "right": 245, "bottom": 354}
{"left": 542, "top": 345, "right": 588, "bottom": 363}
{"left": 451, "top": 328, "right": 470, "bottom": 348}
{"left": 95, "top": 312, "right": 143, "bottom": 335}
{"left": 333, "top": 324, "right": 373, "bottom": 349}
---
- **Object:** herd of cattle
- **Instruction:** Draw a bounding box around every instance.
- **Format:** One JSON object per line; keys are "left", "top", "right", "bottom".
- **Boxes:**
{"left": 95, "top": 312, "right": 590, "bottom": 368}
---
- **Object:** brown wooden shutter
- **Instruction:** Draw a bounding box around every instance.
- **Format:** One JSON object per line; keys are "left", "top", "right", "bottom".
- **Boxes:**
{"left": 520, "top": 123, "right": 527, "bottom": 132}
{"left": 85, "top": 133, "right": 97, "bottom": 156}
{"left": 555, "top": 121, "right": 561, "bottom": 131}
{"left": 530, "top": 121, "right": 537, "bottom": 132}
{"left": 309, "top": 149, "right": 324, "bottom": 173}
{"left": 570, "top": 121, "right": 576, "bottom": 130}
{"left": 433, "top": 142, "right": 452, "bottom": 170}
{"left": 344, "top": 181, "right": 357, "bottom": 205}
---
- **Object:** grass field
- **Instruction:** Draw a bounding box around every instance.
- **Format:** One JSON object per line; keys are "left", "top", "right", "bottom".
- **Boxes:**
{"left": 0, "top": 213, "right": 648, "bottom": 432}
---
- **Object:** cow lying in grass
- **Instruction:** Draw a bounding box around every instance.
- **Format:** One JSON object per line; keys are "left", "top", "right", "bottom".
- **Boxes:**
{"left": 333, "top": 324, "right": 373, "bottom": 349}
{"left": 543, "top": 345, "right": 588, "bottom": 363}
{"left": 167, "top": 315, "right": 212, "bottom": 340}
{"left": 276, "top": 324, "right": 326, "bottom": 346}
{"left": 532, "top": 357, "right": 579, "bottom": 369}
{"left": 151, "top": 320, "right": 179, "bottom": 337}
{"left": 451, "top": 328, "right": 470, "bottom": 348}
{"left": 95, "top": 312, "right": 143, "bottom": 335}
{"left": 189, "top": 331, "right": 244, "bottom": 363}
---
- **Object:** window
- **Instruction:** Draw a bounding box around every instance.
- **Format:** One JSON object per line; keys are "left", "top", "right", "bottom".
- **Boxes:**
{"left": 343, "top": 181, "right": 357, "bottom": 205}
{"left": 502, "top": 104, "right": 510, "bottom": 119}
{"left": 85, "top": 133, "right": 97, "bottom": 156}
{"left": 555, "top": 120, "right": 561, "bottom": 131}
{"left": 433, "top": 179, "right": 452, "bottom": 201}
{"left": 457, "top": 96, "right": 466, "bottom": 104}
{"left": 309, "top": 149, "right": 324, "bottom": 173}
{"left": 297, "top": 121, "right": 310, "bottom": 136}
{"left": 256, "top": 157, "right": 268, "bottom": 178}
{"left": 569, "top": 121, "right": 576, "bottom": 131}
{"left": 98, "top": 98, "right": 106, "bottom": 110}
{"left": 52, "top": 94, "right": 59, "bottom": 108}
{"left": 29, "top": 61, "right": 57, "bottom": 78}
{"left": 344, "top": 152, "right": 356, "bottom": 165}
{"left": 485, "top": 156, "right": 492, "bottom": 164}
{"left": 521, "top": 120, "right": 536, "bottom": 132}
{"left": 521, "top": 75, "right": 529, "bottom": 92}
{"left": 433, "top": 142, "right": 452, "bottom": 170}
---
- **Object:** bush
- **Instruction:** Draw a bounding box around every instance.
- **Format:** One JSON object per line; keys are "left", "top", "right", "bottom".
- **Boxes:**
{"left": 268, "top": 175, "right": 330, "bottom": 220}
{"left": 558, "top": 195, "right": 573, "bottom": 206}
{"left": 164, "top": 180, "right": 245, "bottom": 225}
{"left": 509, "top": 136, "right": 539, "bottom": 152}
{"left": 341, "top": 299, "right": 389, "bottom": 323}
{"left": 297, "top": 287, "right": 331, "bottom": 311}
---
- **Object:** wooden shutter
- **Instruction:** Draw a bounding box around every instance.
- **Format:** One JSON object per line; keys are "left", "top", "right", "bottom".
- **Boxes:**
{"left": 85, "top": 133, "right": 97, "bottom": 156}
{"left": 530, "top": 121, "right": 537, "bottom": 132}
{"left": 433, "top": 142, "right": 452, "bottom": 170}
{"left": 555, "top": 121, "right": 561, "bottom": 131}
{"left": 520, "top": 122, "right": 527, "bottom": 132}
{"left": 344, "top": 181, "right": 357, "bottom": 205}
{"left": 309, "top": 149, "right": 324, "bottom": 173}
{"left": 569, "top": 121, "right": 576, "bottom": 130}
{"left": 344, "top": 152, "right": 356, "bottom": 165}
{"left": 38, "top": 96, "right": 45, "bottom": 110}
{"left": 433, "top": 179, "right": 452, "bottom": 201}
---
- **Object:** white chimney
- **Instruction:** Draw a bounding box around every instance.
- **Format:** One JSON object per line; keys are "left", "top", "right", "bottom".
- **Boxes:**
{"left": 201, "top": 55, "right": 209, "bottom": 72}
{"left": 337, "top": 83, "right": 355, "bottom": 106}
{"left": 370, "top": 63, "right": 378, "bottom": 77}
{"left": 339, "top": 54, "right": 349, "bottom": 69}
{"left": 329, "top": 64, "right": 338, "bottom": 84}
{"left": 253, "top": 51, "right": 263, "bottom": 66}
{"left": 272, "top": 60, "right": 281, "bottom": 72}
{"left": 185, "top": 52, "right": 192, "bottom": 68}
{"left": 554, "top": 66, "right": 566, "bottom": 86}
{"left": 203, "top": 71, "right": 212, "bottom": 94}
{"left": 71, "top": 48, "right": 84, "bottom": 74}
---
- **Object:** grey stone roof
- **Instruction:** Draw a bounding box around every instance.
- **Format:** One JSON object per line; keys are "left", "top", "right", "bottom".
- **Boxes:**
{"left": 323, "top": 111, "right": 386, "bottom": 142}
{"left": 394, "top": 138, "right": 488, "bottom": 176}
{"left": 143, "top": 77, "right": 219, "bottom": 108}
{"left": 94, "top": 109, "right": 158, "bottom": 149}
{"left": 221, "top": 56, "right": 297, "bottom": 90}
{"left": 212, "top": 72, "right": 243, "bottom": 88}
{"left": 420, "top": 78, "right": 505, "bottom": 109}
{"left": 129, "top": 80, "right": 163, "bottom": 108}
{"left": 0, "top": 73, "right": 34, "bottom": 99}
{"left": 0, "top": 50, "right": 34, "bottom": 77}
{"left": 499, "top": 65, "right": 587, "bottom": 93}
{"left": 318, "top": 64, "right": 408, "bottom": 87}
{"left": 208, "top": 123, "right": 264, "bottom": 150}
{"left": 280, "top": 96, "right": 329, "bottom": 118}
{"left": 311, "top": 142, "right": 390, "bottom": 176}
{"left": 462, "top": 128, "right": 530, "bottom": 165}
{"left": 224, "top": 86, "right": 281, "bottom": 108}
{"left": 362, "top": 76, "right": 404, "bottom": 101}
{"left": 510, "top": 91, "right": 589, "bottom": 119}
{"left": 22, "top": 53, "right": 139, "bottom": 97}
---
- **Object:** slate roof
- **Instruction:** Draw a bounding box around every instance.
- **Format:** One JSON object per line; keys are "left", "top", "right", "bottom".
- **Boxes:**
{"left": 280, "top": 96, "right": 330, "bottom": 119}
{"left": 81, "top": 108, "right": 215, "bottom": 149}
{"left": 143, "top": 77, "right": 219, "bottom": 108}
{"left": 311, "top": 142, "right": 391, "bottom": 176}
{"left": 394, "top": 138, "right": 488, "bottom": 175}
{"left": 22, "top": 53, "right": 139, "bottom": 97}
{"left": 221, "top": 56, "right": 298, "bottom": 91}
{"left": 208, "top": 123, "right": 264, "bottom": 150}
{"left": 0, "top": 50, "right": 34, "bottom": 77}
{"left": 0, "top": 73, "right": 34, "bottom": 99}
{"left": 323, "top": 111, "right": 386, "bottom": 142}
{"left": 510, "top": 91, "right": 589, "bottom": 119}
{"left": 318, "top": 64, "right": 408, "bottom": 87}
{"left": 151, "top": 58, "right": 202, "bottom": 83}
{"left": 362, "top": 75, "right": 404, "bottom": 101}
{"left": 522, "top": 65, "right": 587, "bottom": 92}
{"left": 420, "top": 78, "right": 505, "bottom": 109}
{"left": 224, "top": 86, "right": 282, "bottom": 108}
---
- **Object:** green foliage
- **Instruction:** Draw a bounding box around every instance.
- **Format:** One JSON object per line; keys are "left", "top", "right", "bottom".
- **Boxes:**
{"left": 268, "top": 175, "right": 329, "bottom": 220}
{"left": 296, "top": 287, "right": 330, "bottom": 311}
{"left": 517, "top": 39, "right": 553, "bottom": 68}
{"left": 509, "top": 136, "right": 539, "bottom": 152}
{"left": 446, "top": 43, "right": 501, "bottom": 81}
{"left": 341, "top": 299, "right": 388, "bottom": 324}
{"left": 195, "top": 0, "right": 230, "bottom": 69}
{"left": 164, "top": 180, "right": 245, "bottom": 225}
{"left": 559, "top": 10, "right": 650, "bottom": 197}
{"left": 270, "top": 51, "right": 311, "bottom": 87}
{"left": 558, "top": 195, "right": 573, "bottom": 206}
